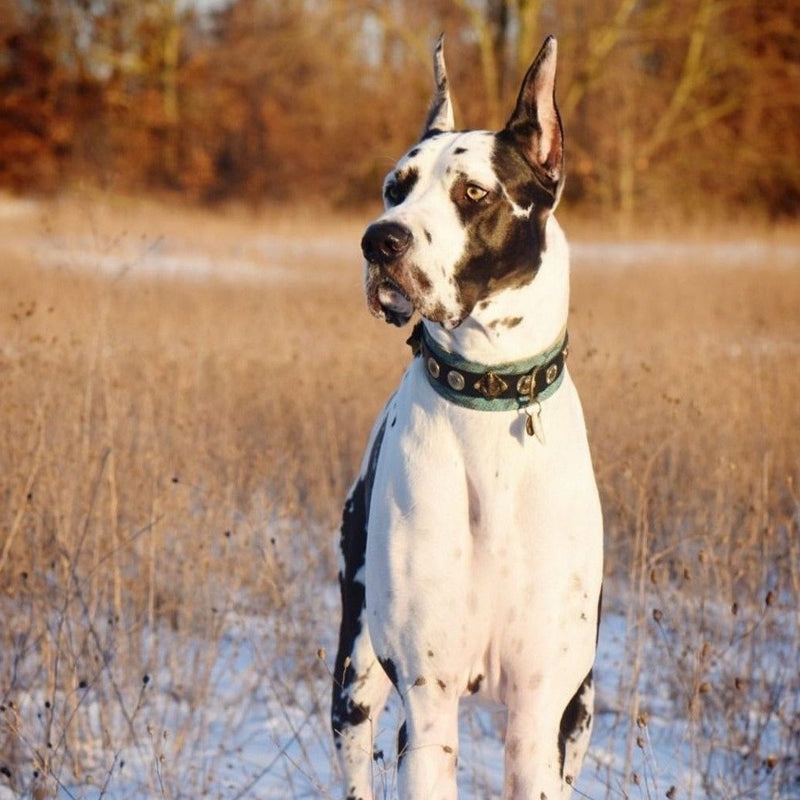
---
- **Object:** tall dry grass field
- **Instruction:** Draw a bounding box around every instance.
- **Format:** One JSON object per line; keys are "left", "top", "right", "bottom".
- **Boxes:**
{"left": 568, "top": 246, "right": 800, "bottom": 796}
{"left": 0, "top": 196, "right": 797, "bottom": 798}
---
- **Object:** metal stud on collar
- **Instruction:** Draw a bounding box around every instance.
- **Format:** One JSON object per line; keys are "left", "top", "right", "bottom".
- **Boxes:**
{"left": 447, "top": 370, "right": 465, "bottom": 391}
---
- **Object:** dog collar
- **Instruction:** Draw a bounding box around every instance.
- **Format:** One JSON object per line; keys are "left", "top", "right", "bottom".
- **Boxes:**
{"left": 406, "top": 322, "right": 568, "bottom": 413}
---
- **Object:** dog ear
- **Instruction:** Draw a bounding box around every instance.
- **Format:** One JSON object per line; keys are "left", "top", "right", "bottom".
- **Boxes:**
{"left": 421, "top": 34, "right": 455, "bottom": 137}
{"left": 503, "top": 36, "right": 564, "bottom": 193}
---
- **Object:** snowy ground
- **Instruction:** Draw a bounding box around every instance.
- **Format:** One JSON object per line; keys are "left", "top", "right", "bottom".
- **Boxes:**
{"left": 0, "top": 595, "right": 670, "bottom": 799}
{"left": 3, "top": 586, "right": 793, "bottom": 799}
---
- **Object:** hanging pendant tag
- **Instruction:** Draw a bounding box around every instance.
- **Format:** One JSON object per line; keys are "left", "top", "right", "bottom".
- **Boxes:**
{"left": 524, "top": 402, "right": 545, "bottom": 444}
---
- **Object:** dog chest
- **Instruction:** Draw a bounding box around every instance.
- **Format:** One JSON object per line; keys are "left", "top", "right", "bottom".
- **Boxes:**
{"left": 364, "top": 359, "right": 601, "bottom": 660}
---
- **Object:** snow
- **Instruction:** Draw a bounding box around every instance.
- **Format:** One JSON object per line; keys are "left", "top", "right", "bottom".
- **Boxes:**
{"left": 569, "top": 239, "right": 800, "bottom": 271}
{"left": 2, "top": 586, "right": 791, "bottom": 799}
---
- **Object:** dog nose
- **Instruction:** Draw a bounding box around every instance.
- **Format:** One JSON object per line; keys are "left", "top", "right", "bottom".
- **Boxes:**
{"left": 361, "top": 222, "right": 412, "bottom": 265}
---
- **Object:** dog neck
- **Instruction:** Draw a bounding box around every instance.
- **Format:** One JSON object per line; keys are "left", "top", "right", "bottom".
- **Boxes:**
{"left": 424, "top": 215, "right": 570, "bottom": 366}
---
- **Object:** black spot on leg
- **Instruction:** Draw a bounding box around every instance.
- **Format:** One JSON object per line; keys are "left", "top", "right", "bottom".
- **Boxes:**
{"left": 557, "top": 669, "right": 593, "bottom": 777}
{"left": 331, "top": 416, "right": 388, "bottom": 739}
{"left": 467, "top": 674, "right": 484, "bottom": 694}
{"left": 596, "top": 584, "right": 603, "bottom": 646}
{"left": 397, "top": 721, "right": 408, "bottom": 764}
{"left": 454, "top": 147, "right": 467, "bottom": 154}
{"left": 378, "top": 656, "right": 399, "bottom": 688}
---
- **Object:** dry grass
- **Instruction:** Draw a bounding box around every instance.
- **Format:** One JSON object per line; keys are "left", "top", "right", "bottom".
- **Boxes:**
{"left": 0, "top": 194, "right": 798, "bottom": 797}
{"left": 567, "top": 252, "right": 800, "bottom": 796}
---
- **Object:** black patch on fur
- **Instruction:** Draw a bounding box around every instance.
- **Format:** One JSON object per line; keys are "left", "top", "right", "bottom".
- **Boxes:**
{"left": 397, "top": 721, "right": 409, "bottom": 764}
{"left": 448, "top": 178, "right": 543, "bottom": 317}
{"left": 331, "top": 415, "right": 389, "bottom": 740}
{"left": 421, "top": 128, "right": 449, "bottom": 141}
{"left": 557, "top": 669, "right": 593, "bottom": 777}
{"left": 493, "top": 132, "right": 558, "bottom": 243}
{"left": 385, "top": 167, "right": 419, "bottom": 206}
{"left": 441, "top": 130, "right": 567, "bottom": 319}
{"left": 454, "top": 146, "right": 467, "bottom": 154}
{"left": 498, "top": 134, "right": 560, "bottom": 199}
{"left": 488, "top": 315, "right": 523, "bottom": 330}
{"left": 467, "top": 674, "right": 484, "bottom": 694}
{"left": 596, "top": 585, "right": 603, "bottom": 646}
{"left": 379, "top": 656, "right": 399, "bottom": 688}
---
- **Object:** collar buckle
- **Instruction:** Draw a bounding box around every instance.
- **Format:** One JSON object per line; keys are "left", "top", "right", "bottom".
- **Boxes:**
{"left": 515, "top": 365, "right": 541, "bottom": 405}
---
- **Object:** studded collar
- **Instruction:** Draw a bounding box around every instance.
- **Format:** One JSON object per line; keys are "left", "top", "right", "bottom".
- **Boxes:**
{"left": 406, "top": 321, "right": 569, "bottom": 413}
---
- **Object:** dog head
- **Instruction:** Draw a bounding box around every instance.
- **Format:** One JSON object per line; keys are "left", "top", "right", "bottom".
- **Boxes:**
{"left": 362, "top": 36, "right": 565, "bottom": 329}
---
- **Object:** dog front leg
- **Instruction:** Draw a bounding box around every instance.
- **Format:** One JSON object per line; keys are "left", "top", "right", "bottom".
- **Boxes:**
{"left": 503, "top": 704, "right": 567, "bottom": 800}
{"left": 397, "top": 685, "right": 460, "bottom": 800}
{"left": 502, "top": 670, "right": 595, "bottom": 800}
{"left": 332, "top": 476, "right": 393, "bottom": 800}
{"left": 331, "top": 618, "right": 392, "bottom": 800}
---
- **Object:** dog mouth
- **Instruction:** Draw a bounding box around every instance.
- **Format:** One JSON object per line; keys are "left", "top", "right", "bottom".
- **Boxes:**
{"left": 378, "top": 278, "right": 414, "bottom": 316}
{"left": 368, "top": 275, "right": 415, "bottom": 326}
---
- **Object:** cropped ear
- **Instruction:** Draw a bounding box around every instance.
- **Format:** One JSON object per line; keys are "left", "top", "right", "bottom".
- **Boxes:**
{"left": 503, "top": 36, "right": 564, "bottom": 195}
{"left": 421, "top": 34, "right": 455, "bottom": 138}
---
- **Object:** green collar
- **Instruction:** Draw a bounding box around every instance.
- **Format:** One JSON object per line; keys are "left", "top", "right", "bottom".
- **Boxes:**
{"left": 406, "top": 322, "right": 569, "bottom": 413}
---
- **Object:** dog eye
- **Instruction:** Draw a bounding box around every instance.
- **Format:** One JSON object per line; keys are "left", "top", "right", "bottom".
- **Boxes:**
{"left": 465, "top": 184, "right": 489, "bottom": 203}
{"left": 385, "top": 181, "right": 402, "bottom": 205}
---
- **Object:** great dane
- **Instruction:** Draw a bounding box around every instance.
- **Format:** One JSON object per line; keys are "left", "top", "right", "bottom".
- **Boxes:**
{"left": 331, "top": 36, "right": 603, "bottom": 800}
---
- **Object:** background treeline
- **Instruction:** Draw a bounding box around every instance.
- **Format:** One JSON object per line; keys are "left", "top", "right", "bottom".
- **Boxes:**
{"left": 1, "top": 0, "right": 798, "bottom": 223}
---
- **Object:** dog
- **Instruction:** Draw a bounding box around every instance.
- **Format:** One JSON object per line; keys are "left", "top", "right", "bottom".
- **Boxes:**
{"left": 331, "top": 36, "right": 603, "bottom": 800}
